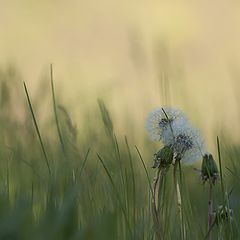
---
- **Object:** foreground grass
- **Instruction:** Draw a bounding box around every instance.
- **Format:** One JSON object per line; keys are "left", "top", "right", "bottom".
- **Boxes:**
{"left": 0, "top": 66, "right": 239, "bottom": 239}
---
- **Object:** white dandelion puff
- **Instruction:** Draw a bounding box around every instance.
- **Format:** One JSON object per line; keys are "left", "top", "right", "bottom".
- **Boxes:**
{"left": 145, "top": 107, "right": 188, "bottom": 141}
{"left": 162, "top": 118, "right": 206, "bottom": 165}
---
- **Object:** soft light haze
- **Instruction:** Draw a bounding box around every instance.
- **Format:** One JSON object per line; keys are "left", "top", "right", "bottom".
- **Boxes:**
{"left": 1, "top": 1, "right": 240, "bottom": 146}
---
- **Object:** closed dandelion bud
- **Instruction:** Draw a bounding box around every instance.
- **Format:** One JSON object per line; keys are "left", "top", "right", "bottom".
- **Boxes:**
{"left": 201, "top": 154, "right": 219, "bottom": 184}
{"left": 153, "top": 145, "right": 174, "bottom": 169}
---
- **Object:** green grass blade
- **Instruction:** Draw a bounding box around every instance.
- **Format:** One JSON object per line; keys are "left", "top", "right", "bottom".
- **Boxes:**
{"left": 76, "top": 148, "right": 91, "bottom": 179}
{"left": 125, "top": 136, "right": 136, "bottom": 238}
{"left": 50, "top": 64, "right": 65, "bottom": 154}
{"left": 23, "top": 82, "right": 51, "bottom": 176}
{"left": 96, "top": 153, "right": 133, "bottom": 240}
{"left": 135, "top": 145, "right": 153, "bottom": 197}
{"left": 98, "top": 99, "right": 113, "bottom": 138}
{"left": 217, "top": 136, "right": 224, "bottom": 203}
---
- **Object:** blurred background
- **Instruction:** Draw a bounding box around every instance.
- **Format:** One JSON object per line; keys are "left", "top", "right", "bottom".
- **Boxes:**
{"left": 1, "top": 0, "right": 240, "bottom": 152}
{"left": 1, "top": 1, "right": 240, "bottom": 239}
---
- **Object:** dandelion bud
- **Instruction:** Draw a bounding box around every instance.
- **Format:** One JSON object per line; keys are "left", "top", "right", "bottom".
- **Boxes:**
{"left": 153, "top": 145, "right": 174, "bottom": 169}
{"left": 201, "top": 154, "right": 219, "bottom": 184}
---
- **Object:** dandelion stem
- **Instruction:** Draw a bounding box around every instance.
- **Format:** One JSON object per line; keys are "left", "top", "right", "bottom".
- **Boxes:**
{"left": 173, "top": 158, "right": 185, "bottom": 240}
{"left": 152, "top": 168, "right": 164, "bottom": 240}
{"left": 178, "top": 160, "right": 186, "bottom": 239}
{"left": 208, "top": 182, "right": 213, "bottom": 240}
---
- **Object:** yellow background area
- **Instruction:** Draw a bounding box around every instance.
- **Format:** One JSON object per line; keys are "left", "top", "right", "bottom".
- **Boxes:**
{"left": 1, "top": 1, "right": 240, "bottom": 148}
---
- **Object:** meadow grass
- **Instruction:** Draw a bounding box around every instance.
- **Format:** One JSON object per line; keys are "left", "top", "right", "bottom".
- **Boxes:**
{"left": 0, "top": 66, "right": 239, "bottom": 240}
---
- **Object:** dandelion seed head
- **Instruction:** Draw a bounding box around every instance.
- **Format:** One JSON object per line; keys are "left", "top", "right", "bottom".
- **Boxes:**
{"left": 145, "top": 107, "right": 187, "bottom": 141}
{"left": 146, "top": 107, "right": 206, "bottom": 165}
{"left": 162, "top": 119, "right": 206, "bottom": 165}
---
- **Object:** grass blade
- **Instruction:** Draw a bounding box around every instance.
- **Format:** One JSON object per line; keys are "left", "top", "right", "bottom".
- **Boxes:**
{"left": 50, "top": 64, "right": 65, "bottom": 154}
{"left": 217, "top": 136, "right": 224, "bottom": 203}
{"left": 23, "top": 82, "right": 51, "bottom": 176}
{"left": 135, "top": 145, "right": 153, "bottom": 197}
{"left": 97, "top": 153, "right": 133, "bottom": 239}
{"left": 125, "top": 136, "right": 136, "bottom": 238}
